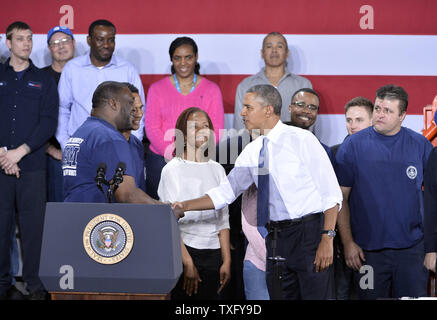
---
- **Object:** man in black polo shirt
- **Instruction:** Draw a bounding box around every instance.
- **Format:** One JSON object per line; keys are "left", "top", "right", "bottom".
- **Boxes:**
{"left": 0, "top": 21, "right": 58, "bottom": 300}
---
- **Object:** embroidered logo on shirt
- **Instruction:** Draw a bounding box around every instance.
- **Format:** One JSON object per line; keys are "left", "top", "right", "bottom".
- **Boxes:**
{"left": 406, "top": 166, "right": 417, "bottom": 179}
{"left": 27, "top": 81, "right": 42, "bottom": 89}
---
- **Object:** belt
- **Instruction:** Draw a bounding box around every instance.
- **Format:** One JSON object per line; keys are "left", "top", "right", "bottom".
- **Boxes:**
{"left": 267, "top": 212, "right": 322, "bottom": 230}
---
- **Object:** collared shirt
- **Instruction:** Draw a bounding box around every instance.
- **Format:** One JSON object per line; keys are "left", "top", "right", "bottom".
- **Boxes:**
{"left": 0, "top": 59, "right": 59, "bottom": 172}
{"left": 233, "top": 68, "right": 312, "bottom": 130}
{"left": 56, "top": 53, "right": 145, "bottom": 150}
{"left": 207, "top": 120, "right": 342, "bottom": 221}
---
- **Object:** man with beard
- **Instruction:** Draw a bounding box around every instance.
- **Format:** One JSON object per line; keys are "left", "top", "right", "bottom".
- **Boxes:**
{"left": 63, "top": 81, "right": 158, "bottom": 205}
{"left": 56, "top": 20, "right": 145, "bottom": 152}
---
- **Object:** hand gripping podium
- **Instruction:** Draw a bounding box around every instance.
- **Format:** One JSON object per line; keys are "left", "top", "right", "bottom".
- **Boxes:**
{"left": 39, "top": 202, "right": 182, "bottom": 300}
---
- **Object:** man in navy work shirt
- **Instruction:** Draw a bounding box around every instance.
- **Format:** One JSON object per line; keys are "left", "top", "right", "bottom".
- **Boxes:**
{"left": 335, "top": 84, "right": 433, "bottom": 299}
{"left": 63, "top": 81, "right": 184, "bottom": 217}
{"left": 0, "top": 21, "right": 59, "bottom": 300}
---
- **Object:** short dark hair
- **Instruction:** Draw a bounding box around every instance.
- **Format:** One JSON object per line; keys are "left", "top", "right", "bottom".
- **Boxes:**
{"left": 122, "top": 82, "right": 139, "bottom": 94}
{"left": 92, "top": 81, "right": 127, "bottom": 109}
{"left": 88, "top": 19, "right": 116, "bottom": 37}
{"left": 375, "top": 84, "right": 408, "bottom": 114}
{"left": 246, "top": 84, "right": 282, "bottom": 116}
{"left": 291, "top": 88, "right": 320, "bottom": 104}
{"left": 174, "top": 107, "right": 214, "bottom": 158}
{"left": 6, "top": 21, "right": 31, "bottom": 40}
{"left": 169, "top": 37, "right": 200, "bottom": 75}
{"left": 344, "top": 96, "right": 374, "bottom": 116}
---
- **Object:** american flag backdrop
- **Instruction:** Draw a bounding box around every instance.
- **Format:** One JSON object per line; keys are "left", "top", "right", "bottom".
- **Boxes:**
{"left": 1, "top": 0, "right": 436, "bottom": 146}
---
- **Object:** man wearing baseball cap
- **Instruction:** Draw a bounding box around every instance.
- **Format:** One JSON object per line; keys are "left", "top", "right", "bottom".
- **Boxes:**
{"left": 43, "top": 26, "right": 76, "bottom": 203}
{"left": 43, "top": 26, "right": 75, "bottom": 83}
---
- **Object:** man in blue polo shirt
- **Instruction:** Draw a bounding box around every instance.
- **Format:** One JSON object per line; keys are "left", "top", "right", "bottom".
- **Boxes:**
{"left": 335, "top": 84, "right": 433, "bottom": 299}
{"left": 0, "top": 21, "right": 59, "bottom": 300}
{"left": 63, "top": 81, "right": 174, "bottom": 209}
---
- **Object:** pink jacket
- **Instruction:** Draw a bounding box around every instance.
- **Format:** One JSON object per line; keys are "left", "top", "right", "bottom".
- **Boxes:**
{"left": 145, "top": 76, "right": 225, "bottom": 158}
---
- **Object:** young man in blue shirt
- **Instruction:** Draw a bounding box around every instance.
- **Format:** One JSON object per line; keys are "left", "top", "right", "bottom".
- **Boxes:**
{"left": 0, "top": 21, "right": 59, "bottom": 300}
{"left": 335, "top": 84, "right": 433, "bottom": 299}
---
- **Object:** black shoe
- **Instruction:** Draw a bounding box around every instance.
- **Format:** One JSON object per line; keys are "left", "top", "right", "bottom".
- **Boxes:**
{"left": 27, "top": 290, "right": 49, "bottom": 300}
{"left": 6, "top": 286, "right": 26, "bottom": 300}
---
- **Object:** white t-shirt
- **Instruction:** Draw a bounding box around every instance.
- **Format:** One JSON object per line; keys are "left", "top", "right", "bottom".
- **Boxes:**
{"left": 158, "top": 157, "right": 230, "bottom": 249}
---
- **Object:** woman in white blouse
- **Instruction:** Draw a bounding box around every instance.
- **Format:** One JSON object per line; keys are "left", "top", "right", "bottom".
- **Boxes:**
{"left": 158, "top": 107, "right": 230, "bottom": 300}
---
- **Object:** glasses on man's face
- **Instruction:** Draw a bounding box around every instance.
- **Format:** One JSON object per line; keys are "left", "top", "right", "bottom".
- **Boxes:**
{"left": 49, "top": 37, "right": 72, "bottom": 48}
{"left": 291, "top": 101, "right": 319, "bottom": 112}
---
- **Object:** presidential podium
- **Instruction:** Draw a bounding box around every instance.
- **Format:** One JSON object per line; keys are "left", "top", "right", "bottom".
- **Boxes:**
{"left": 39, "top": 202, "right": 182, "bottom": 300}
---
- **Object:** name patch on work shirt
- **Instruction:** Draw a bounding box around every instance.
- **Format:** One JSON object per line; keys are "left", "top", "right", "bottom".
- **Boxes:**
{"left": 27, "top": 81, "right": 42, "bottom": 89}
{"left": 63, "top": 137, "right": 84, "bottom": 177}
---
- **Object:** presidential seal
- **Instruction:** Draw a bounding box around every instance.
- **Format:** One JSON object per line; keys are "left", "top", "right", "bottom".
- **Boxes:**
{"left": 83, "top": 214, "right": 134, "bottom": 264}
{"left": 406, "top": 165, "right": 417, "bottom": 180}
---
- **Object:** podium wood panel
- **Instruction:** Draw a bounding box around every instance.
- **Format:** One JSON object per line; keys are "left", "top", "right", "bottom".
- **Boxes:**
{"left": 50, "top": 291, "right": 170, "bottom": 300}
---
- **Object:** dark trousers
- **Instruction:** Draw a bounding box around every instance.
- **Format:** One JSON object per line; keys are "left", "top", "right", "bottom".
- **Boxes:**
{"left": 144, "top": 150, "right": 167, "bottom": 200}
{"left": 334, "top": 237, "right": 355, "bottom": 299}
{"left": 265, "top": 214, "right": 335, "bottom": 300}
{"left": 0, "top": 170, "right": 46, "bottom": 294}
{"left": 171, "top": 246, "right": 222, "bottom": 300}
{"left": 354, "top": 239, "right": 428, "bottom": 299}
{"left": 47, "top": 156, "right": 63, "bottom": 202}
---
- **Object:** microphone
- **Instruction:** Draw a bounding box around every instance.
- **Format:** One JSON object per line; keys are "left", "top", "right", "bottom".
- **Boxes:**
{"left": 95, "top": 162, "right": 107, "bottom": 187}
{"left": 111, "top": 162, "right": 126, "bottom": 197}
{"left": 113, "top": 162, "right": 126, "bottom": 186}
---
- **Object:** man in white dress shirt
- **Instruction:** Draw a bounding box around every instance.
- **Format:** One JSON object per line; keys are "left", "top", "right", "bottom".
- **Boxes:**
{"left": 174, "top": 84, "right": 342, "bottom": 299}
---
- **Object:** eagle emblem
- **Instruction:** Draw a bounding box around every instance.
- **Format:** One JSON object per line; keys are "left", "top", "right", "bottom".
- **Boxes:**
{"left": 97, "top": 226, "right": 119, "bottom": 252}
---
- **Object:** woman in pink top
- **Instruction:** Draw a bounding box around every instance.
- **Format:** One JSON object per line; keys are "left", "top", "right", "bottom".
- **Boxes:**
{"left": 144, "top": 36, "right": 224, "bottom": 199}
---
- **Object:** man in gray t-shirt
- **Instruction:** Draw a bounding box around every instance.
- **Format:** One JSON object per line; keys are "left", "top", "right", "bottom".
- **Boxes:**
{"left": 233, "top": 32, "right": 312, "bottom": 130}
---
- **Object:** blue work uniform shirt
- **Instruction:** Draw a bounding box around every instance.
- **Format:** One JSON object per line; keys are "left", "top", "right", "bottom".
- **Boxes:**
{"left": 63, "top": 117, "right": 136, "bottom": 203}
{"left": 335, "top": 126, "right": 433, "bottom": 250}
{"left": 0, "top": 59, "right": 59, "bottom": 172}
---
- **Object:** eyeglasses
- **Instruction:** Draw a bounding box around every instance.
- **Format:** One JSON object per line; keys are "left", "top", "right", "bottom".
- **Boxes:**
{"left": 290, "top": 101, "right": 319, "bottom": 112}
{"left": 49, "top": 37, "right": 72, "bottom": 48}
{"left": 374, "top": 105, "right": 395, "bottom": 115}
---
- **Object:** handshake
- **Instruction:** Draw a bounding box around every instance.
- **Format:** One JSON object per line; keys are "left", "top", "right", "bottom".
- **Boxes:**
{"left": 171, "top": 201, "right": 186, "bottom": 219}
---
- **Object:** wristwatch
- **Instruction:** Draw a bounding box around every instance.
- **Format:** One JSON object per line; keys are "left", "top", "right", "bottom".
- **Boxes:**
{"left": 321, "top": 229, "right": 336, "bottom": 238}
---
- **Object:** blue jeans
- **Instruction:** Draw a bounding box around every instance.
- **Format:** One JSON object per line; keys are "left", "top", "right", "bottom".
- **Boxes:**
{"left": 243, "top": 260, "right": 270, "bottom": 300}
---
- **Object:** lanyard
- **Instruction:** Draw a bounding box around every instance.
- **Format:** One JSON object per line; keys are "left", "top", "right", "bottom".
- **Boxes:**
{"left": 174, "top": 73, "right": 197, "bottom": 94}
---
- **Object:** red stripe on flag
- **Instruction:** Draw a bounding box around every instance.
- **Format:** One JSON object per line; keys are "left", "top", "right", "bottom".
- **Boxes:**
{"left": 141, "top": 74, "right": 437, "bottom": 115}
{"left": 1, "top": 0, "right": 436, "bottom": 35}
